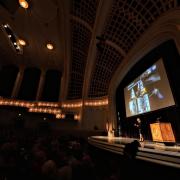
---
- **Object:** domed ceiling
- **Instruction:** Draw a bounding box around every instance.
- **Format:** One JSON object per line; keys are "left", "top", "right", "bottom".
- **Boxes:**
{"left": 0, "top": 0, "right": 179, "bottom": 101}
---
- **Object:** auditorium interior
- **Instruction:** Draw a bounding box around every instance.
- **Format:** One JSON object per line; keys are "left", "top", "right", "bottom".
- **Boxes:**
{"left": 1, "top": 0, "right": 180, "bottom": 179}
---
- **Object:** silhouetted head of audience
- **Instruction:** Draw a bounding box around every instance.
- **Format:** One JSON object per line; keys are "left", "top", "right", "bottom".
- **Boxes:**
{"left": 123, "top": 140, "right": 140, "bottom": 159}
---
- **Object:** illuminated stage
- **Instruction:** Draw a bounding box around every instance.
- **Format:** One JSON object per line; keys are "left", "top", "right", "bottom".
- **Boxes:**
{"left": 88, "top": 136, "right": 180, "bottom": 169}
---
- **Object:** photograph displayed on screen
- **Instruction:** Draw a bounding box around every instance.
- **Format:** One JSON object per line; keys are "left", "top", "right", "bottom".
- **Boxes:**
{"left": 124, "top": 58, "right": 175, "bottom": 117}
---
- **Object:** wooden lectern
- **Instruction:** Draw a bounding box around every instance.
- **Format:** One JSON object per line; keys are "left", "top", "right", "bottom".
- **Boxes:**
{"left": 150, "top": 122, "right": 175, "bottom": 142}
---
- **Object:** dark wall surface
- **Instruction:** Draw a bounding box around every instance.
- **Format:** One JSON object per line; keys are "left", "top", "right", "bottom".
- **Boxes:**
{"left": 0, "top": 65, "right": 18, "bottom": 97}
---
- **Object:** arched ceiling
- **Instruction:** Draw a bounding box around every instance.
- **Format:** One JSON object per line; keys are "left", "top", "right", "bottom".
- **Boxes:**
{"left": 0, "top": 0, "right": 179, "bottom": 101}
{"left": 88, "top": 0, "right": 179, "bottom": 98}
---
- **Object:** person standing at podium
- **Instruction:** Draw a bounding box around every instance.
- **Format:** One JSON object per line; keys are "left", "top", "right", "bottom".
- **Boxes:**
{"left": 134, "top": 118, "right": 144, "bottom": 142}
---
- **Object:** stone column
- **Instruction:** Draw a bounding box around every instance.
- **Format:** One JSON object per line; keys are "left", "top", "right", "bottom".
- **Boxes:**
{"left": 36, "top": 69, "right": 46, "bottom": 101}
{"left": 11, "top": 66, "right": 25, "bottom": 98}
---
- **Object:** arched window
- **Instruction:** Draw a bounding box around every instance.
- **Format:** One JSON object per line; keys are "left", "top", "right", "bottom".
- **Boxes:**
{"left": 18, "top": 67, "right": 41, "bottom": 100}
{"left": 0, "top": 65, "right": 18, "bottom": 97}
{"left": 41, "top": 69, "right": 61, "bottom": 102}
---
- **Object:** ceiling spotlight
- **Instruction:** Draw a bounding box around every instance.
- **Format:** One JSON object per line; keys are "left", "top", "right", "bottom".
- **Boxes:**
{"left": 46, "top": 43, "right": 54, "bottom": 50}
{"left": 4, "top": 24, "right": 8, "bottom": 28}
{"left": 19, "top": 0, "right": 29, "bottom": 9}
{"left": 14, "top": 42, "right": 17, "bottom": 45}
{"left": 18, "top": 39, "right": 26, "bottom": 46}
{"left": 8, "top": 35, "right": 12, "bottom": 38}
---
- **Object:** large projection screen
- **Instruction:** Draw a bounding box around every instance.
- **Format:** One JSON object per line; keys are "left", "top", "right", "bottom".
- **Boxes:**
{"left": 124, "top": 58, "right": 175, "bottom": 117}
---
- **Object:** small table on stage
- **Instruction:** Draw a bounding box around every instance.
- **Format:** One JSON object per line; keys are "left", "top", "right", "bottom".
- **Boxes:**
{"left": 150, "top": 122, "right": 175, "bottom": 143}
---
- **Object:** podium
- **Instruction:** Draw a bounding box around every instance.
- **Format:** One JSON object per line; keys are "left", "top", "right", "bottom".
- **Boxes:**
{"left": 150, "top": 122, "right": 175, "bottom": 143}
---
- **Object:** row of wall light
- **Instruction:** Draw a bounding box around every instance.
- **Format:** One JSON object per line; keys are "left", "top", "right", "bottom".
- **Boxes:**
{"left": 37, "top": 102, "right": 59, "bottom": 107}
{"left": 56, "top": 113, "right": 66, "bottom": 119}
{"left": 62, "top": 102, "right": 83, "bottom": 108}
{"left": 0, "top": 99, "right": 34, "bottom": 108}
{"left": 0, "top": 99, "right": 61, "bottom": 115}
{"left": 0, "top": 98, "right": 108, "bottom": 108}
{"left": 56, "top": 113, "right": 80, "bottom": 120}
{"left": 84, "top": 99, "right": 108, "bottom": 106}
{"left": 28, "top": 107, "right": 61, "bottom": 114}
{"left": 0, "top": 99, "right": 60, "bottom": 109}
{"left": 62, "top": 98, "right": 108, "bottom": 108}
{"left": 0, "top": 98, "right": 80, "bottom": 120}
{"left": 0, "top": 98, "right": 108, "bottom": 120}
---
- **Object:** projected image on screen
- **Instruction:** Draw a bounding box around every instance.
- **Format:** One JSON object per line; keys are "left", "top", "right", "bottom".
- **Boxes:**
{"left": 124, "top": 59, "right": 175, "bottom": 117}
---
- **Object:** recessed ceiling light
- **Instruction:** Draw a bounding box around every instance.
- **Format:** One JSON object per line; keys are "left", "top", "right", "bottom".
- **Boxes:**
{"left": 18, "top": 39, "right": 26, "bottom": 46}
{"left": 46, "top": 43, "right": 54, "bottom": 50}
{"left": 19, "top": 0, "right": 29, "bottom": 9}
